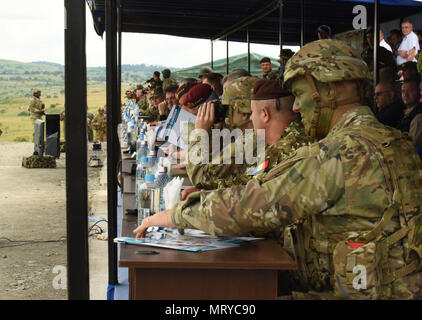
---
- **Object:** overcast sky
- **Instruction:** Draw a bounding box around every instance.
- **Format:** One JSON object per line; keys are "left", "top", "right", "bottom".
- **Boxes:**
{"left": 0, "top": 0, "right": 297, "bottom": 68}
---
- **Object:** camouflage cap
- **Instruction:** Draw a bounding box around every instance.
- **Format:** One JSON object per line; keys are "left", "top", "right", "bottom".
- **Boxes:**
{"left": 136, "top": 84, "right": 144, "bottom": 90}
{"left": 150, "top": 86, "right": 164, "bottom": 98}
{"left": 198, "top": 66, "right": 213, "bottom": 78}
{"left": 222, "top": 76, "right": 259, "bottom": 114}
{"left": 162, "top": 69, "right": 171, "bottom": 78}
{"left": 33, "top": 88, "right": 41, "bottom": 95}
{"left": 283, "top": 39, "right": 371, "bottom": 87}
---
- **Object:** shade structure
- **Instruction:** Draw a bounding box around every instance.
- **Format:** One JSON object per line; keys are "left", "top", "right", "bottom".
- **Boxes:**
{"left": 87, "top": 0, "right": 422, "bottom": 45}
{"left": 171, "top": 52, "right": 280, "bottom": 80}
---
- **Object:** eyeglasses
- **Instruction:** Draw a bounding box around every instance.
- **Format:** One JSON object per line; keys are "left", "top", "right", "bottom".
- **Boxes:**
{"left": 374, "top": 91, "right": 389, "bottom": 97}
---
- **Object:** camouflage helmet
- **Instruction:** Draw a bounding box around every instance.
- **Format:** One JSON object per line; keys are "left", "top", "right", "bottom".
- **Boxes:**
{"left": 222, "top": 76, "right": 259, "bottom": 130}
{"left": 222, "top": 76, "right": 259, "bottom": 114}
{"left": 198, "top": 66, "right": 213, "bottom": 78}
{"left": 150, "top": 86, "right": 164, "bottom": 98}
{"left": 162, "top": 69, "right": 171, "bottom": 78}
{"left": 33, "top": 88, "right": 41, "bottom": 95}
{"left": 283, "top": 39, "right": 371, "bottom": 140}
{"left": 284, "top": 39, "right": 371, "bottom": 87}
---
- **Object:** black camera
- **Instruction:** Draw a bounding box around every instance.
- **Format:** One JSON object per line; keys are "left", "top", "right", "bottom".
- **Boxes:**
{"left": 213, "top": 102, "right": 229, "bottom": 124}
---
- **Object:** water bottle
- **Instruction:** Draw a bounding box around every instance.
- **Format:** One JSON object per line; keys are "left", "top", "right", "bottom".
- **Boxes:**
{"left": 136, "top": 135, "right": 148, "bottom": 163}
{"left": 147, "top": 149, "right": 158, "bottom": 175}
{"left": 155, "top": 162, "right": 171, "bottom": 212}
{"left": 137, "top": 174, "right": 160, "bottom": 226}
{"left": 135, "top": 162, "right": 146, "bottom": 203}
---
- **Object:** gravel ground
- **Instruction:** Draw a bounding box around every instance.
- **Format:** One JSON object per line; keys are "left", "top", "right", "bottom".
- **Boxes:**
{"left": 0, "top": 142, "right": 107, "bottom": 300}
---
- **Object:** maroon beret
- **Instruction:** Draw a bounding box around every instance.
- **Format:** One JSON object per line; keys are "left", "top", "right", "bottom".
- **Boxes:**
{"left": 180, "top": 83, "right": 213, "bottom": 108}
{"left": 251, "top": 79, "right": 292, "bottom": 100}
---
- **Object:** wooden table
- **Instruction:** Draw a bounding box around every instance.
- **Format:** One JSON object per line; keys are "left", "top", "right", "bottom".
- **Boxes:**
{"left": 118, "top": 214, "right": 297, "bottom": 300}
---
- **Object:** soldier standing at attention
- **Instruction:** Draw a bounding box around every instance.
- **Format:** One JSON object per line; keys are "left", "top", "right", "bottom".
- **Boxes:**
{"left": 28, "top": 88, "right": 45, "bottom": 142}
{"left": 260, "top": 57, "right": 279, "bottom": 80}
{"left": 92, "top": 106, "right": 107, "bottom": 141}
{"left": 134, "top": 40, "right": 422, "bottom": 300}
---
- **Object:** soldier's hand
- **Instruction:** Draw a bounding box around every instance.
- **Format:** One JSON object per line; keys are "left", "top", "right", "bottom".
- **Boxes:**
{"left": 181, "top": 187, "right": 200, "bottom": 200}
{"left": 158, "top": 101, "right": 168, "bottom": 116}
{"left": 195, "top": 100, "right": 215, "bottom": 133}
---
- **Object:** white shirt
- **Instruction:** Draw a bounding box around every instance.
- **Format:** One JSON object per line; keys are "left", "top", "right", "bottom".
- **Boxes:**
{"left": 380, "top": 39, "right": 392, "bottom": 52}
{"left": 397, "top": 31, "right": 420, "bottom": 65}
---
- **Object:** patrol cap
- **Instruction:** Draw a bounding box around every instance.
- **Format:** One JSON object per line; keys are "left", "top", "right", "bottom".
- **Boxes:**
{"left": 180, "top": 83, "right": 213, "bottom": 108}
{"left": 259, "top": 57, "right": 271, "bottom": 64}
{"left": 175, "top": 82, "right": 196, "bottom": 101}
{"left": 251, "top": 79, "right": 292, "bottom": 100}
{"left": 33, "top": 88, "right": 41, "bottom": 95}
{"left": 198, "top": 66, "right": 213, "bottom": 79}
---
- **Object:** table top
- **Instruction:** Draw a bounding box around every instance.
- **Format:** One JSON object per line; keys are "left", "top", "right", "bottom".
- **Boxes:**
{"left": 119, "top": 214, "right": 297, "bottom": 271}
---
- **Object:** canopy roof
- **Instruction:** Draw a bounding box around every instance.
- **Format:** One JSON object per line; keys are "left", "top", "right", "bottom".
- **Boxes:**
{"left": 87, "top": 0, "right": 422, "bottom": 45}
{"left": 171, "top": 52, "right": 280, "bottom": 80}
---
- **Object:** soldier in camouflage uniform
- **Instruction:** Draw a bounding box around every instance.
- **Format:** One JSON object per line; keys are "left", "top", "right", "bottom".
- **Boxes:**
{"left": 186, "top": 76, "right": 258, "bottom": 189}
{"left": 161, "top": 69, "right": 178, "bottom": 92}
{"left": 92, "top": 106, "right": 107, "bottom": 141}
{"left": 134, "top": 39, "right": 422, "bottom": 300}
{"left": 143, "top": 86, "right": 164, "bottom": 122}
{"left": 260, "top": 57, "right": 279, "bottom": 80}
{"left": 28, "top": 88, "right": 45, "bottom": 142}
{"left": 187, "top": 78, "right": 311, "bottom": 190}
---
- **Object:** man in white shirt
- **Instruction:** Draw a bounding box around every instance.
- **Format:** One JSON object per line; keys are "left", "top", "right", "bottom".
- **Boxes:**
{"left": 397, "top": 20, "right": 420, "bottom": 66}
{"left": 380, "top": 29, "right": 392, "bottom": 52}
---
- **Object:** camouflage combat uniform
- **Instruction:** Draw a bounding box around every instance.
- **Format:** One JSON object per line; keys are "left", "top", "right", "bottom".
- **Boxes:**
{"left": 92, "top": 107, "right": 107, "bottom": 141}
{"left": 188, "top": 120, "right": 311, "bottom": 189}
{"left": 171, "top": 40, "right": 422, "bottom": 299}
{"left": 263, "top": 69, "right": 279, "bottom": 80}
{"left": 28, "top": 88, "right": 45, "bottom": 142}
{"left": 186, "top": 76, "right": 259, "bottom": 189}
{"left": 162, "top": 68, "right": 178, "bottom": 92}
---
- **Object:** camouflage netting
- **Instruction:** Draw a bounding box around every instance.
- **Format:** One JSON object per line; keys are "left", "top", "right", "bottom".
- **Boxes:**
{"left": 22, "top": 155, "right": 56, "bottom": 169}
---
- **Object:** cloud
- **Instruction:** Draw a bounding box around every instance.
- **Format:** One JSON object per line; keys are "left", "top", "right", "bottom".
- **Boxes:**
{"left": 0, "top": 0, "right": 298, "bottom": 68}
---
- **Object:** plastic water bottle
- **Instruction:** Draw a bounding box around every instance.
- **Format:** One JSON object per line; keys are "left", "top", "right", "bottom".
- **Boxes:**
{"left": 155, "top": 162, "right": 171, "bottom": 212}
{"left": 137, "top": 174, "right": 160, "bottom": 226}
{"left": 135, "top": 162, "right": 146, "bottom": 203}
{"left": 136, "top": 135, "right": 148, "bottom": 163}
{"left": 147, "top": 149, "right": 158, "bottom": 175}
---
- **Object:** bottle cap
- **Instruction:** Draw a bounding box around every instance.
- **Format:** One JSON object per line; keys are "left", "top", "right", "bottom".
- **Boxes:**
{"left": 145, "top": 174, "right": 155, "bottom": 181}
{"left": 141, "top": 157, "right": 149, "bottom": 163}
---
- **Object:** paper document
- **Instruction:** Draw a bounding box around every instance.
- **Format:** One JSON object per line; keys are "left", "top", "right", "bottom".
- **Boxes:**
{"left": 157, "top": 106, "right": 196, "bottom": 150}
{"left": 114, "top": 228, "right": 263, "bottom": 252}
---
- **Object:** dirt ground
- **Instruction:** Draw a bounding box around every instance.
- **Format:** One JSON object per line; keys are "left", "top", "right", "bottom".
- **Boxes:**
{"left": 0, "top": 141, "right": 108, "bottom": 300}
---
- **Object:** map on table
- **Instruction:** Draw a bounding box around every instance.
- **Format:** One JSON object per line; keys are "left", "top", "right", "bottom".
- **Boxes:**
{"left": 114, "top": 228, "right": 263, "bottom": 252}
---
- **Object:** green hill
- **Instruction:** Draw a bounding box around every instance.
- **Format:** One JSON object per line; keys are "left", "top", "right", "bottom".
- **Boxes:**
{"left": 0, "top": 59, "right": 179, "bottom": 100}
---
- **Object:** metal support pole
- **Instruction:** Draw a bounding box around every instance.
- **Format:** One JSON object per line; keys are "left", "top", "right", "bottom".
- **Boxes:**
{"left": 105, "top": 0, "right": 119, "bottom": 286}
{"left": 64, "top": 0, "right": 90, "bottom": 300}
{"left": 226, "top": 37, "right": 229, "bottom": 75}
{"left": 301, "top": 0, "right": 305, "bottom": 47}
{"left": 279, "top": 0, "right": 283, "bottom": 55}
{"left": 117, "top": 0, "right": 122, "bottom": 124}
{"left": 211, "top": 40, "right": 214, "bottom": 69}
{"left": 374, "top": 0, "right": 380, "bottom": 87}
{"left": 247, "top": 29, "right": 251, "bottom": 73}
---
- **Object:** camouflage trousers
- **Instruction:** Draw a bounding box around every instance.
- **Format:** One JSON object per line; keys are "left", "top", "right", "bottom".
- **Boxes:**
{"left": 94, "top": 130, "right": 106, "bottom": 142}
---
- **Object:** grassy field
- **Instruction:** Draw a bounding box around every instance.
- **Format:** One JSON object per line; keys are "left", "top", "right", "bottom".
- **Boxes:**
{"left": 0, "top": 83, "right": 131, "bottom": 142}
{"left": 0, "top": 58, "right": 175, "bottom": 142}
